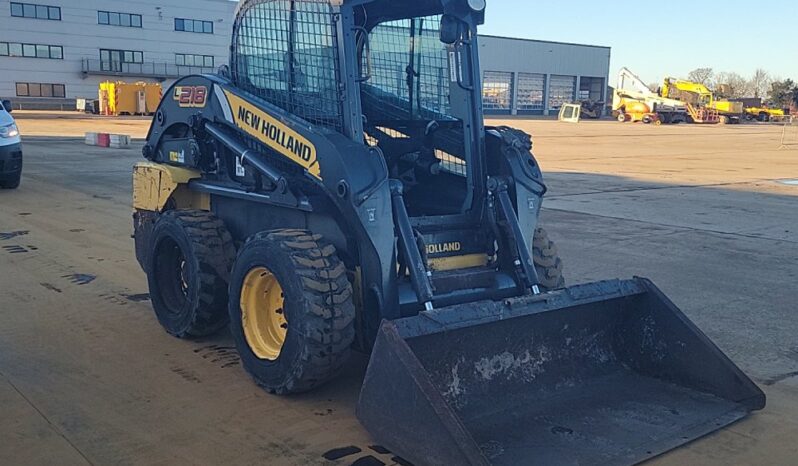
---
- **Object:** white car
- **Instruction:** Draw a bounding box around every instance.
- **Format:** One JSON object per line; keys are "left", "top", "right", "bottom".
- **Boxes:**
{"left": 0, "top": 99, "right": 22, "bottom": 189}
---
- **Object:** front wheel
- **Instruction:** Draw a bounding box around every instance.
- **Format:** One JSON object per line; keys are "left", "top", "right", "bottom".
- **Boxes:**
{"left": 228, "top": 230, "right": 355, "bottom": 395}
{"left": 0, "top": 171, "right": 21, "bottom": 189}
{"left": 532, "top": 227, "right": 566, "bottom": 290}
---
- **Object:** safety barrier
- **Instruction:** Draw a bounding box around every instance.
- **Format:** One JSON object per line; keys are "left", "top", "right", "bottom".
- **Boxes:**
{"left": 85, "top": 132, "right": 131, "bottom": 149}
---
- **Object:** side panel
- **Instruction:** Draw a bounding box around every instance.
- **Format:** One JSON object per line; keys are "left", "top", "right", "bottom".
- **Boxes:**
{"left": 132, "top": 162, "right": 208, "bottom": 212}
{"left": 222, "top": 89, "right": 321, "bottom": 179}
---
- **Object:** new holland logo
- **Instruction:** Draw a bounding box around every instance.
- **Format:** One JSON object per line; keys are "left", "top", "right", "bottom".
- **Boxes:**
{"left": 223, "top": 90, "right": 321, "bottom": 179}
{"left": 427, "top": 242, "right": 462, "bottom": 255}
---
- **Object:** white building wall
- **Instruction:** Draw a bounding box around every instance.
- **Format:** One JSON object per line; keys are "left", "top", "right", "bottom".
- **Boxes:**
{"left": 0, "top": 0, "right": 236, "bottom": 102}
{"left": 0, "top": 3, "right": 611, "bottom": 115}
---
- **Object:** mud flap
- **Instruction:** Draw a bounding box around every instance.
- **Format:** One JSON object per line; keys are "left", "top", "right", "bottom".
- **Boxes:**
{"left": 357, "top": 278, "right": 765, "bottom": 466}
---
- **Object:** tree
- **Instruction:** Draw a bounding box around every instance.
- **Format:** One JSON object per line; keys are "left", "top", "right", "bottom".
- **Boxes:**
{"left": 749, "top": 68, "right": 771, "bottom": 99}
{"left": 687, "top": 67, "right": 714, "bottom": 85}
{"left": 769, "top": 79, "right": 797, "bottom": 108}
{"left": 712, "top": 72, "right": 750, "bottom": 98}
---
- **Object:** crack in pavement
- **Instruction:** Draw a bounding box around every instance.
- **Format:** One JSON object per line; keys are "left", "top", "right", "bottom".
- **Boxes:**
{"left": 0, "top": 369, "right": 94, "bottom": 465}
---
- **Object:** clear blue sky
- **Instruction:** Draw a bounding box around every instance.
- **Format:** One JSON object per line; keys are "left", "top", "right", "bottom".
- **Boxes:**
{"left": 478, "top": 0, "right": 798, "bottom": 85}
{"left": 226, "top": 0, "right": 796, "bottom": 84}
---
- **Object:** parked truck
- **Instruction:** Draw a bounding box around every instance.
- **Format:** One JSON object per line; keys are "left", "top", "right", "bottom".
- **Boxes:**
{"left": 660, "top": 78, "right": 744, "bottom": 124}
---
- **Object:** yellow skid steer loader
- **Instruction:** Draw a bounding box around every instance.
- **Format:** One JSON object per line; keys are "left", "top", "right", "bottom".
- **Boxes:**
{"left": 132, "top": 1, "right": 764, "bottom": 464}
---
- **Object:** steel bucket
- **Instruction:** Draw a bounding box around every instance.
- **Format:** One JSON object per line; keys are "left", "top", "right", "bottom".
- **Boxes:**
{"left": 357, "top": 278, "right": 765, "bottom": 466}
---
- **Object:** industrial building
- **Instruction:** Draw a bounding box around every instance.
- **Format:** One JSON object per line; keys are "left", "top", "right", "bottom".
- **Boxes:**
{"left": 479, "top": 35, "right": 611, "bottom": 116}
{"left": 0, "top": 0, "right": 236, "bottom": 109}
{"left": 0, "top": 1, "right": 611, "bottom": 115}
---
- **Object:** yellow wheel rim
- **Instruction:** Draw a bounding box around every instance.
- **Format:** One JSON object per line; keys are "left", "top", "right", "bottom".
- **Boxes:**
{"left": 240, "top": 267, "right": 287, "bottom": 361}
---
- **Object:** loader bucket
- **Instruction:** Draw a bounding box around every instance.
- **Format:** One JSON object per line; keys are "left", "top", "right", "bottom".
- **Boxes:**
{"left": 357, "top": 278, "right": 765, "bottom": 466}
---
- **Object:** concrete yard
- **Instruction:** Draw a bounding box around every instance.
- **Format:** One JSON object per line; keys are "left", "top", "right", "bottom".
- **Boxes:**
{"left": 2, "top": 114, "right": 798, "bottom": 465}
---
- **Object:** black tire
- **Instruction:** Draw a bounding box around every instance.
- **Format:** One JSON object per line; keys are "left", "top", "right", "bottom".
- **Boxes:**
{"left": 148, "top": 210, "right": 235, "bottom": 338}
{"left": 0, "top": 172, "right": 21, "bottom": 189}
{"left": 228, "top": 230, "right": 355, "bottom": 394}
{"left": 532, "top": 227, "right": 565, "bottom": 290}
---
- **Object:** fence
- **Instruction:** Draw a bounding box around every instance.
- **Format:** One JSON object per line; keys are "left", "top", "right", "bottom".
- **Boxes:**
{"left": 81, "top": 59, "right": 215, "bottom": 80}
{"left": 780, "top": 115, "right": 798, "bottom": 150}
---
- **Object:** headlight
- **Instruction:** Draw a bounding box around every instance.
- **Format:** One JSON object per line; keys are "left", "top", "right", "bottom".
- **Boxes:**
{"left": 467, "top": 0, "right": 486, "bottom": 11}
{"left": 0, "top": 124, "right": 19, "bottom": 138}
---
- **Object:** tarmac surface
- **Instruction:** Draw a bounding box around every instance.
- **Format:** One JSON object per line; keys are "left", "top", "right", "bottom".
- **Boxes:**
{"left": 2, "top": 113, "right": 797, "bottom": 465}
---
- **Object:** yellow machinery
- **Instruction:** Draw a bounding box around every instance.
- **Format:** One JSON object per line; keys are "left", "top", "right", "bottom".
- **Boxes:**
{"left": 130, "top": 4, "right": 765, "bottom": 465}
{"left": 661, "top": 78, "right": 744, "bottom": 124}
{"left": 613, "top": 68, "right": 688, "bottom": 124}
{"left": 616, "top": 101, "right": 661, "bottom": 125}
{"left": 745, "top": 106, "right": 786, "bottom": 122}
{"left": 99, "top": 81, "right": 162, "bottom": 116}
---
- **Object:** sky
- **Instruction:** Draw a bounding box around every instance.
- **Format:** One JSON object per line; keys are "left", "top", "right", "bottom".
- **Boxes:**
{"left": 478, "top": 0, "right": 798, "bottom": 86}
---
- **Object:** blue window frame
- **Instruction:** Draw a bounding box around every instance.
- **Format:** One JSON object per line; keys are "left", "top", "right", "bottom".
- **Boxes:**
{"left": 175, "top": 18, "right": 213, "bottom": 34}
{"left": 99, "top": 11, "right": 142, "bottom": 28}
{"left": 10, "top": 2, "right": 60, "bottom": 20}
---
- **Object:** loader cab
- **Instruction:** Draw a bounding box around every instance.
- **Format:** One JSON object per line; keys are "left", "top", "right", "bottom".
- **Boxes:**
{"left": 229, "top": 0, "right": 504, "bottom": 316}
{"left": 355, "top": 2, "right": 487, "bottom": 219}
{"left": 230, "top": 0, "right": 488, "bottom": 220}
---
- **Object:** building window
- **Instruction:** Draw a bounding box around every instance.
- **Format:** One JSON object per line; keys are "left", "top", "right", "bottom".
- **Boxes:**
{"left": 176, "top": 53, "right": 214, "bottom": 68}
{"left": 16, "top": 82, "right": 66, "bottom": 98}
{"left": 98, "top": 11, "right": 142, "bottom": 28}
{"left": 483, "top": 71, "right": 513, "bottom": 111}
{"left": 548, "top": 75, "right": 576, "bottom": 110}
{"left": 100, "top": 49, "right": 144, "bottom": 72}
{"left": 175, "top": 18, "right": 213, "bottom": 34}
{"left": 0, "top": 42, "right": 63, "bottom": 59}
{"left": 517, "top": 73, "right": 545, "bottom": 112}
{"left": 10, "top": 2, "right": 60, "bottom": 20}
{"left": 578, "top": 76, "right": 605, "bottom": 102}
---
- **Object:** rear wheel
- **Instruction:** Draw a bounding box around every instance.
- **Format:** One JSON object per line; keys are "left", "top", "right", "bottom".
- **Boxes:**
{"left": 228, "top": 230, "right": 355, "bottom": 394}
{"left": 617, "top": 113, "right": 627, "bottom": 122}
{"left": 148, "top": 210, "right": 235, "bottom": 338}
{"left": 532, "top": 227, "right": 565, "bottom": 290}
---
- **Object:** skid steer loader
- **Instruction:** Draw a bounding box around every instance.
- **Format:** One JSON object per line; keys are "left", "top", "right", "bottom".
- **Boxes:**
{"left": 133, "top": 0, "right": 764, "bottom": 464}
